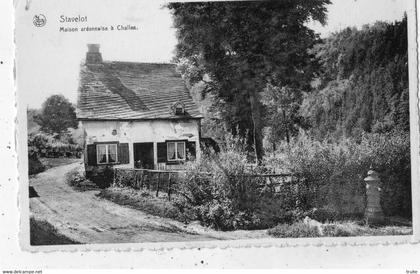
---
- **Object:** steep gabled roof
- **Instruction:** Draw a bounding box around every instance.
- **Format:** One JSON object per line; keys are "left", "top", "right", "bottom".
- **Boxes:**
{"left": 77, "top": 61, "right": 202, "bottom": 120}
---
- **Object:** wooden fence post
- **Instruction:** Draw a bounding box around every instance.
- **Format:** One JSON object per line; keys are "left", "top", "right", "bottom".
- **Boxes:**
{"left": 168, "top": 173, "right": 172, "bottom": 201}
{"left": 156, "top": 173, "right": 161, "bottom": 197}
{"left": 139, "top": 171, "right": 144, "bottom": 189}
{"left": 113, "top": 168, "right": 117, "bottom": 186}
{"left": 134, "top": 170, "right": 138, "bottom": 189}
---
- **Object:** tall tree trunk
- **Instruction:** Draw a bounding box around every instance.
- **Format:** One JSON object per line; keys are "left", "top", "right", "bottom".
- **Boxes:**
{"left": 282, "top": 108, "right": 290, "bottom": 144}
{"left": 248, "top": 88, "right": 264, "bottom": 164}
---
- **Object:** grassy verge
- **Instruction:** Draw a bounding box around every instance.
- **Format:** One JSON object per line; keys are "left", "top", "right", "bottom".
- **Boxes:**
{"left": 268, "top": 220, "right": 412, "bottom": 238}
{"left": 30, "top": 217, "right": 79, "bottom": 245}
{"left": 40, "top": 157, "right": 81, "bottom": 170}
{"left": 98, "top": 187, "right": 189, "bottom": 223}
{"left": 99, "top": 187, "right": 412, "bottom": 238}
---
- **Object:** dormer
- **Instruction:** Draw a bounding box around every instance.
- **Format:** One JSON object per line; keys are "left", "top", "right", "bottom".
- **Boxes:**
{"left": 171, "top": 101, "right": 185, "bottom": 115}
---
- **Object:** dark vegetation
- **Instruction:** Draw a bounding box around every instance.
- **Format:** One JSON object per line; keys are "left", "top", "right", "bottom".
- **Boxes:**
{"left": 27, "top": 94, "right": 82, "bottom": 175}
{"left": 173, "top": 137, "right": 290, "bottom": 230}
{"left": 86, "top": 166, "right": 115, "bottom": 189}
{"left": 34, "top": 94, "right": 78, "bottom": 134}
{"left": 264, "top": 131, "right": 411, "bottom": 218}
{"left": 172, "top": 131, "right": 409, "bottom": 230}
{"left": 65, "top": 166, "right": 98, "bottom": 191}
{"left": 302, "top": 17, "right": 409, "bottom": 139}
{"left": 101, "top": 5, "right": 410, "bottom": 233}
{"left": 162, "top": 2, "right": 411, "bottom": 231}
{"left": 30, "top": 217, "right": 79, "bottom": 245}
{"left": 168, "top": 0, "right": 331, "bottom": 162}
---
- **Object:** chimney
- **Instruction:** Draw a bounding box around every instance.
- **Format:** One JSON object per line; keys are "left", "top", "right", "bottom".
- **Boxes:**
{"left": 86, "top": 44, "right": 102, "bottom": 64}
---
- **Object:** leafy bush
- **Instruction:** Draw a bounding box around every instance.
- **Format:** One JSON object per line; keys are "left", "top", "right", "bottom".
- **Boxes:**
{"left": 113, "top": 169, "right": 137, "bottom": 188}
{"left": 265, "top": 131, "right": 411, "bottom": 218}
{"left": 174, "top": 133, "right": 285, "bottom": 230}
{"left": 28, "top": 148, "right": 45, "bottom": 175}
{"left": 28, "top": 132, "right": 83, "bottom": 158}
{"left": 30, "top": 217, "right": 79, "bottom": 245}
{"left": 65, "top": 167, "right": 97, "bottom": 191}
{"left": 86, "top": 166, "right": 114, "bottom": 189}
{"left": 267, "top": 221, "right": 321, "bottom": 238}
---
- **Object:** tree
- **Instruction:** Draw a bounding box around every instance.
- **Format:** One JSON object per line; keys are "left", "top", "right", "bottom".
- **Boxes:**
{"left": 168, "top": 0, "right": 330, "bottom": 163}
{"left": 35, "top": 95, "right": 78, "bottom": 134}
{"left": 261, "top": 85, "right": 306, "bottom": 146}
{"left": 302, "top": 16, "right": 408, "bottom": 139}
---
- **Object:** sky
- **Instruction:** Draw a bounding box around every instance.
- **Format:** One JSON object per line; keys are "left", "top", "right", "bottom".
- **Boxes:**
{"left": 15, "top": 0, "right": 408, "bottom": 109}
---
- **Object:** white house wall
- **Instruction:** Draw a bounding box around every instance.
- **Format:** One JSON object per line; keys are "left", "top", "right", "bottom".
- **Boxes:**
{"left": 81, "top": 119, "right": 201, "bottom": 168}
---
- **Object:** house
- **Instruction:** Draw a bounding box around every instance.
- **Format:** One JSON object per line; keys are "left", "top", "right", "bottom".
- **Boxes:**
{"left": 76, "top": 44, "right": 203, "bottom": 173}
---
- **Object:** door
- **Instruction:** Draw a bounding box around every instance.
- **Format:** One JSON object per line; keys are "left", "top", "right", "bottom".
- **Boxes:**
{"left": 133, "top": 142, "right": 154, "bottom": 169}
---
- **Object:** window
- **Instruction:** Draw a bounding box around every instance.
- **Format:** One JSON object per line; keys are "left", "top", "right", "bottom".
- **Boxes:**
{"left": 175, "top": 106, "right": 184, "bottom": 115}
{"left": 97, "top": 143, "right": 118, "bottom": 164}
{"left": 172, "top": 101, "right": 185, "bottom": 115}
{"left": 167, "top": 141, "right": 186, "bottom": 161}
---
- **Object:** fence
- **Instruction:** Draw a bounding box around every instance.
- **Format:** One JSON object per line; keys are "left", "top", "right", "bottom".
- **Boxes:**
{"left": 113, "top": 167, "right": 298, "bottom": 201}
{"left": 113, "top": 168, "right": 182, "bottom": 200}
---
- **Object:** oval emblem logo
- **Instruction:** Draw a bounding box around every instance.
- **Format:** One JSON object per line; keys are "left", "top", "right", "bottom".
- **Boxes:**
{"left": 33, "top": 14, "right": 47, "bottom": 27}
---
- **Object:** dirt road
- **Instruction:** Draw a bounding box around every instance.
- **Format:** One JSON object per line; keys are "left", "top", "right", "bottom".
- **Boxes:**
{"left": 29, "top": 161, "right": 268, "bottom": 244}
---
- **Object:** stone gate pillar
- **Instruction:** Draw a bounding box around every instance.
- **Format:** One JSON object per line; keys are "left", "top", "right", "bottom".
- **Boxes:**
{"left": 364, "top": 169, "right": 384, "bottom": 224}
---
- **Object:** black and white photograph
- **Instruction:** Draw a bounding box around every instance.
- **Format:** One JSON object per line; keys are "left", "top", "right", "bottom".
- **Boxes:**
{"left": 13, "top": 0, "right": 418, "bottom": 251}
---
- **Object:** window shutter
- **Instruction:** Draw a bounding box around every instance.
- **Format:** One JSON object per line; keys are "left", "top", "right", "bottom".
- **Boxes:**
{"left": 186, "top": 141, "right": 196, "bottom": 160}
{"left": 118, "top": 143, "right": 129, "bottom": 164}
{"left": 157, "top": 142, "right": 167, "bottom": 163}
{"left": 87, "top": 144, "right": 97, "bottom": 166}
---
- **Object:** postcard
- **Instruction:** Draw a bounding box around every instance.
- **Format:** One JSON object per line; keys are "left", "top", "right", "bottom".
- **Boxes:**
{"left": 13, "top": 0, "right": 419, "bottom": 254}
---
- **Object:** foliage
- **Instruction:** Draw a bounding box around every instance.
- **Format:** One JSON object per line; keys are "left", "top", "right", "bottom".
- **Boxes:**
{"left": 268, "top": 219, "right": 412, "bottom": 238}
{"left": 302, "top": 17, "right": 408, "bottom": 139}
{"left": 112, "top": 169, "right": 137, "bottom": 188}
{"left": 98, "top": 187, "right": 188, "bottom": 223}
{"left": 28, "top": 154, "right": 45, "bottom": 175}
{"left": 261, "top": 85, "right": 308, "bottom": 145}
{"left": 30, "top": 217, "right": 79, "bottom": 245}
{"left": 35, "top": 94, "right": 78, "bottom": 134}
{"left": 267, "top": 221, "right": 321, "bottom": 238}
{"left": 168, "top": 0, "right": 331, "bottom": 161}
{"left": 265, "top": 130, "right": 411, "bottom": 217}
{"left": 86, "top": 166, "right": 114, "bottom": 189}
{"left": 321, "top": 223, "right": 356, "bottom": 237}
{"left": 28, "top": 132, "right": 82, "bottom": 158}
{"left": 174, "top": 133, "right": 292, "bottom": 230}
{"left": 65, "top": 167, "right": 97, "bottom": 191}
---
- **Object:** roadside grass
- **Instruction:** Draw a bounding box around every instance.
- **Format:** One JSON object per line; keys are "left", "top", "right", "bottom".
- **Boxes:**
{"left": 100, "top": 186, "right": 413, "bottom": 238}
{"left": 98, "top": 187, "right": 189, "bottom": 223}
{"left": 40, "top": 157, "right": 81, "bottom": 170}
{"left": 268, "top": 220, "right": 412, "bottom": 238}
{"left": 30, "top": 217, "right": 79, "bottom": 245}
{"left": 97, "top": 187, "right": 413, "bottom": 238}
